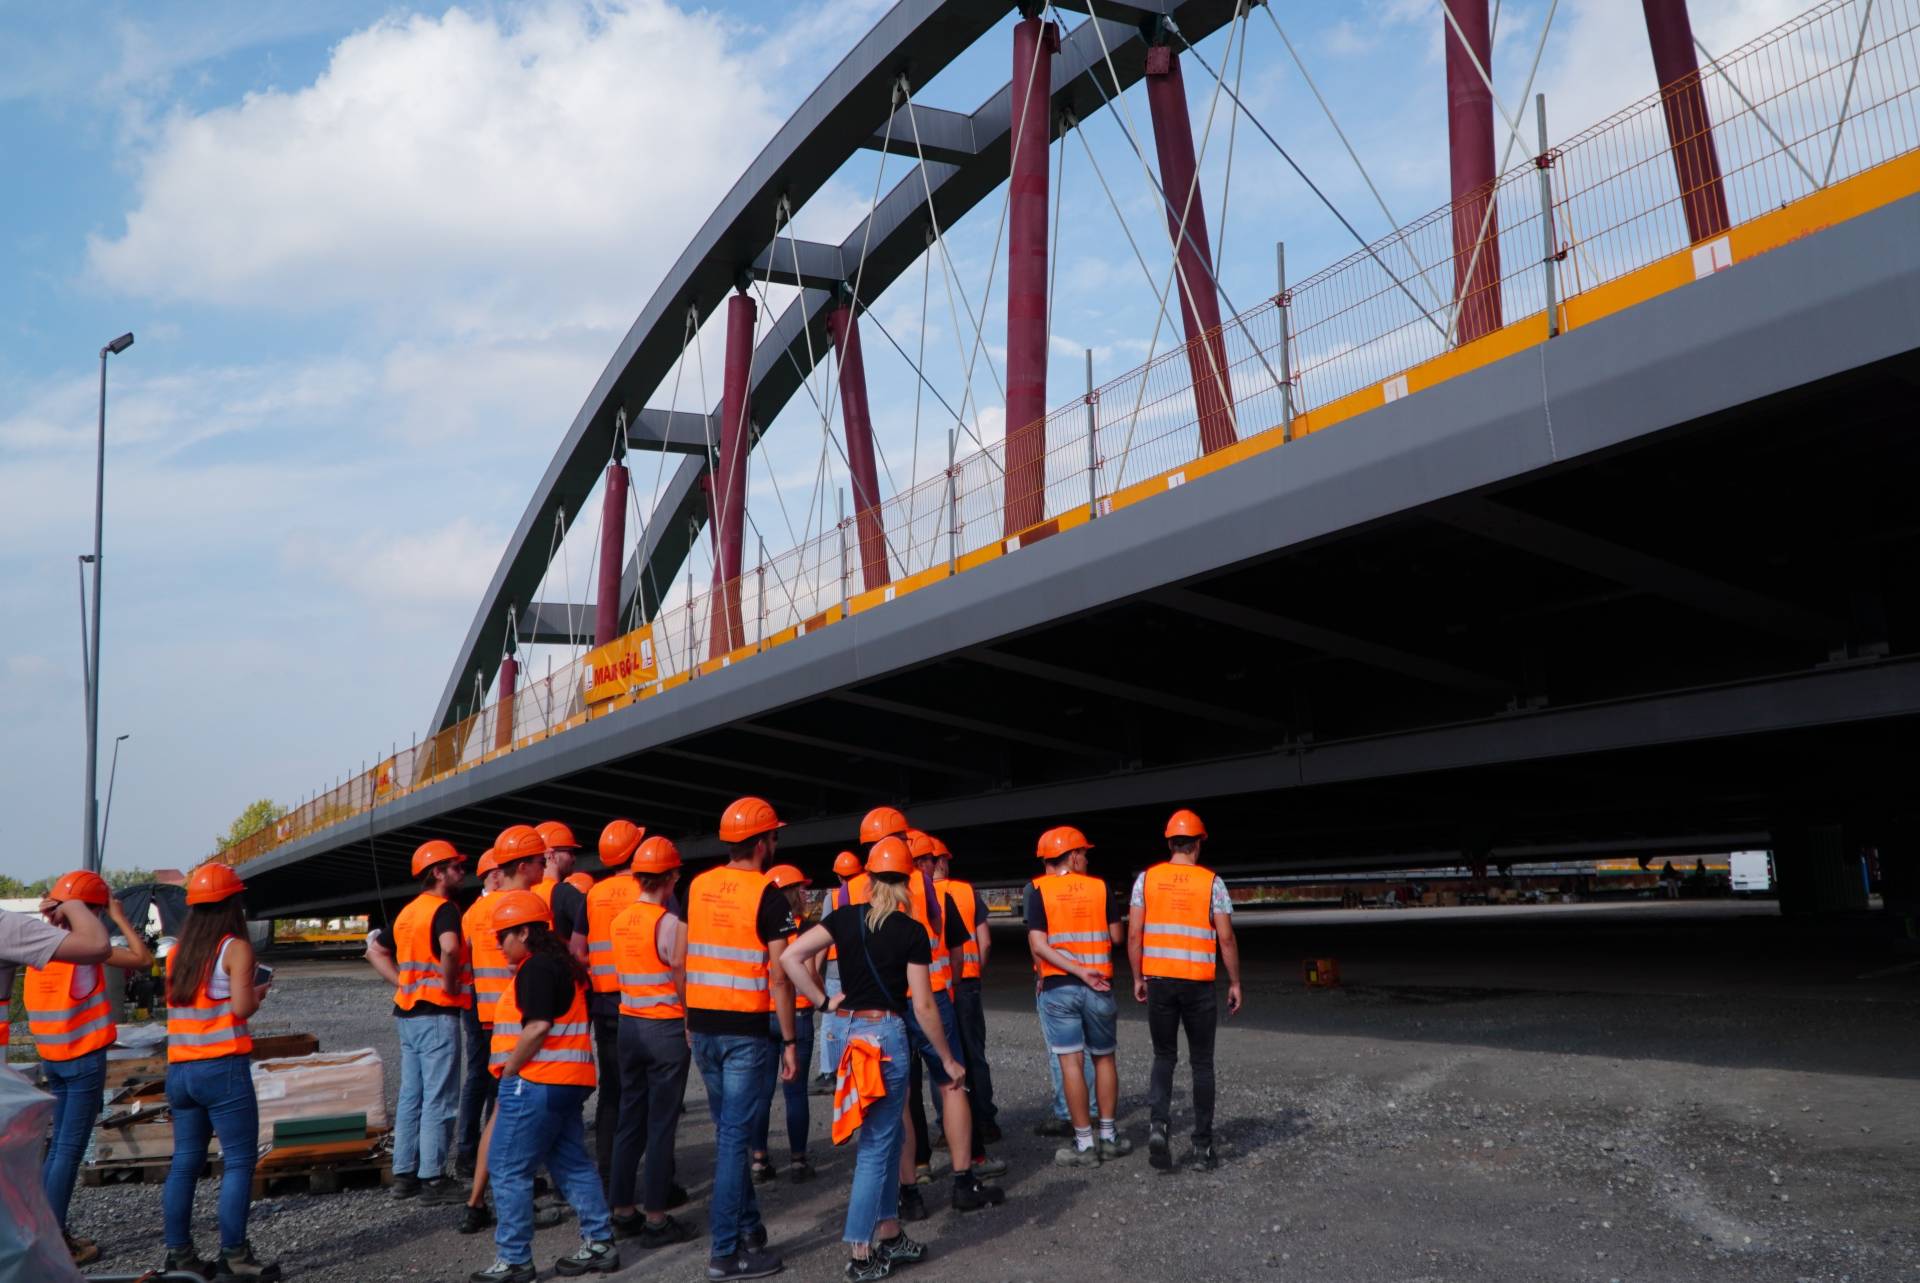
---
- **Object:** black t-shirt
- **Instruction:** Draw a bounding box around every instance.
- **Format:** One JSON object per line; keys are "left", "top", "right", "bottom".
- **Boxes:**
{"left": 940, "top": 893, "right": 972, "bottom": 951}
{"left": 513, "top": 950, "right": 578, "bottom": 1026}
{"left": 376, "top": 901, "right": 464, "bottom": 1018}
{"left": 1024, "top": 877, "right": 1126, "bottom": 992}
{"left": 822, "top": 904, "right": 931, "bottom": 1012}
{"left": 551, "top": 882, "right": 587, "bottom": 941}
{"left": 686, "top": 884, "right": 800, "bottom": 1037}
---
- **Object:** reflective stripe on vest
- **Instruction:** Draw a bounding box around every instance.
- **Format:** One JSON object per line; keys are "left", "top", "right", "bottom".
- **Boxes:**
{"left": 612, "top": 899, "right": 684, "bottom": 1021}
{"left": 1140, "top": 863, "right": 1219, "bottom": 981}
{"left": 585, "top": 876, "right": 641, "bottom": 994}
{"left": 463, "top": 892, "right": 511, "bottom": 1025}
{"left": 685, "top": 866, "right": 773, "bottom": 1014}
{"left": 1034, "top": 873, "right": 1113, "bottom": 979}
{"left": 940, "top": 878, "right": 982, "bottom": 980}
{"left": 908, "top": 872, "right": 951, "bottom": 994}
{"left": 393, "top": 892, "right": 470, "bottom": 1011}
{"left": 166, "top": 940, "right": 252, "bottom": 1062}
{"left": 25, "top": 961, "right": 115, "bottom": 1060}
{"left": 489, "top": 963, "right": 596, "bottom": 1086}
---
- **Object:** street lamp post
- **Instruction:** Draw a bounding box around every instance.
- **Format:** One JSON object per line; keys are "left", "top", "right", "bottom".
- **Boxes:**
{"left": 100, "top": 733, "right": 130, "bottom": 867}
{"left": 84, "top": 332, "right": 133, "bottom": 875}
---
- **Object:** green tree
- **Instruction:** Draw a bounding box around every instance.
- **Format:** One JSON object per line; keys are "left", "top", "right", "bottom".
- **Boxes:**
{"left": 105, "top": 867, "right": 157, "bottom": 890}
{"left": 0, "top": 873, "right": 33, "bottom": 898}
{"left": 214, "top": 798, "right": 285, "bottom": 851}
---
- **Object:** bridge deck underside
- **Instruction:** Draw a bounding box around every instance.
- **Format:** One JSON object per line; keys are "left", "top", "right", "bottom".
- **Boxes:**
{"left": 244, "top": 195, "right": 1920, "bottom": 918}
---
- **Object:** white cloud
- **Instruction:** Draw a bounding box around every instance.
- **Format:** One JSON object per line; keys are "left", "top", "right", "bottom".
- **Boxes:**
{"left": 286, "top": 514, "right": 506, "bottom": 611}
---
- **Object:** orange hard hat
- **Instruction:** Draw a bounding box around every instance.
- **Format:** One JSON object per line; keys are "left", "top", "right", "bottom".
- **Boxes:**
{"left": 186, "top": 863, "right": 247, "bottom": 906}
{"left": 490, "top": 888, "right": 553, "bottom": 933}
{"left": 47, "top": 870, "right": 110, "bottom": 907}
{"left": 866, "top": 835, "right": 913, "bottom": 877}
{"left": 599, "top": 819, "right": 645, "bottom": 868}
{"left": 904, "top": 829, "right": 936, "bottom": 860}
{"left": 930, "top": 835, "right": 951, "bottom": 858}
{"left": 411, "top": 839, "right": 462, "bottom": 877}
{"left": 537, "top": 820, "right": 579, "bottom": 851}
{"left": 496, "top": 825, "right": 548, "bottom": 865}
{"left": 1036, "top": 825, "right": 1093, "bottom": 860}
{"left": 766, "top": 863, "right": 811, "bottom": 889}
{"left": 476, "top": 848, "right": 501, "bottom": 877}
{"left": 1164, "top": 809, "right": 1207, "bottom": 840}
{"left": 859, "top": 806, "right": 910, "bottom": 844}
{"left": 832, "top": 850, "right": 862, "bottom": 878}
{"left": 632, "top": 836, "right": 682, "bottom": 874}
{"left": 719, "top": 797, "right": 784, "bottom": 843}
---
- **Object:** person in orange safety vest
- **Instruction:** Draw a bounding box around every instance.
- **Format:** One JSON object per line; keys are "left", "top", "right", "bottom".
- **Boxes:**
{"left": 455, "top": 849, "right": 508, "bottom": 1183}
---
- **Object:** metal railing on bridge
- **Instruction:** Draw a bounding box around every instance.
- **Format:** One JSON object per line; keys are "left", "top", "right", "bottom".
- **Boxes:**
{"left": 219, "top": 0, "right": 1920, "bottom": 869}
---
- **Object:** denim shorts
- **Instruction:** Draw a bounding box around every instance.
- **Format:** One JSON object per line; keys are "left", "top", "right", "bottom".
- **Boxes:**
{"left": 1038, "top": 982, "right": 1118, "bottom": 1056}
{"left": 904, "top": 989, "right": 964, "bottom": 1087}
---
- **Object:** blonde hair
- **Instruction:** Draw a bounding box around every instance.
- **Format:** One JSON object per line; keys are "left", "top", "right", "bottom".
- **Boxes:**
{"left": 865, "top": 876, "right": 908, "bottom": 931}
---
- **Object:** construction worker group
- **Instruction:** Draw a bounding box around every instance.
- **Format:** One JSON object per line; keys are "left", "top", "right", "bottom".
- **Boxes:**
{"left": 8, "top": 803, "right": 1240, "bottom": 1283}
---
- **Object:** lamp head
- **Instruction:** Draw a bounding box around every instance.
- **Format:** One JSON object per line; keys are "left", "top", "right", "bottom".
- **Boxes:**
{"left": 103, "top": 333, "right": 134, "bottom": 356}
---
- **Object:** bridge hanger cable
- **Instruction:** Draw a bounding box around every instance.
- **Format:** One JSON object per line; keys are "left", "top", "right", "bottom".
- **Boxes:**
{"left": 632, "top": 309, "right": 697, "bottom": 632}
{"left": 905, "top": 242, "right": 930, "bottom": 569}
{"left": 1691, "top": 35, "right": 1821, "bottom": 192}
{"left": 1213, "top": 0, "right": 1250, "bottom": 280}
{"left": 775, "top": 196, "right": 840, "bottom": 565}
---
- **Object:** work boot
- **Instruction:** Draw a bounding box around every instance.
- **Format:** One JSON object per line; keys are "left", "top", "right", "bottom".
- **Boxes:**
{"left": 750, "top": 1157, "right": 776, "bottom": 1184}
{"left": 213, "top": 1241, "right": 282, "bottom": 1281}
{"left": 969, "top": 1153, "right": 1008, "bottom": 1179}
{"left": 65, "top": 1232, "right": 101, "bottom": 1266}
{"left": 1188, "top": 1138, "right": 1220, "bottom": 1171}
{"left": 706, "top": 1247, "right": 784, "bottom": 1280}
{"left": 809, "top": 1074, "right": 834, "bottom": 1098}
{"left": 420, "top": 1175, "right": 465, "bottom": 1205}
{"left": 950, "top": 1178, "right": 1006, "bottom": 1212}
{"left": 391, "top": 1172, "right": 421, "bottom": 1199}
{"left": 632, "top": 1215, "right": 698, "bottom": 1248}
{"left": 533, "top": 1202, "right": 568, "bottom": 1230}
{"left": 897, "top": 1184, "right": 928, "bottom": 1221}
{"left": 875, "top": 1230, "right": 926, "bottom": 1266}
{"left": 1098, "top": 1134, "right": 1134, "bottom": 1161}
{"left": 1148, "top": 1123, "right": 1173, "bottom": 1171}
{"left": 788, "top": 1157, "right": 816, "bottom": 1184}
{"left": 163, "top": 1247, "right": 216, "bottom": 1281}
{"left": 1053, "top": 1143, "right": 1101, "bottom": 1169}
{"left": 553, "top": 1239, "right": 620, "bottom": 1276}
{"left": 458, "top": 1203, "right": 496, "bottom": 1235}
{"left": 1032, "top": 1117, "right": 1072, "bottom": 1139}
{"left": 470, "top": 1261, "right": 536, "bottom": 1283}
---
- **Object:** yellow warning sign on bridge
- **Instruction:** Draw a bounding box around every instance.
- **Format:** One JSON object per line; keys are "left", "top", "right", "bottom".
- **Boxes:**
{"left": 585, "top": 627, "right": 657, "bottom": 704}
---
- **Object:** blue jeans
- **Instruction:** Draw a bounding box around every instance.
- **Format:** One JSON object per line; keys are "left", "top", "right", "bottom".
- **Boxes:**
{"left": 393, "top": 1010, "right": 460, "bottom": 1179}
{"left": 164, "top": 1054, "right": 258, "bottom": 1252}
{"left": 490, "top": 1076, "right": 613, "bottom": 1264}
{"left": 816, "top": 965, "right": 845, "bottom": 1076}
{"left": 1039, "top": 989, "right": 1095, "bottom": 1121}
{"left": 41, "top": 1048, "right": 107, "bottom": 1228}
{"left": 841, "top": 1016, "right": 909, "bottom": 1248}
{"left": 692, "top": 1032, "right": 772, "bottom": 1259}
{"left": 1038, "top": 983, "right": 1118, "bottom": 1056}
{"left": 903, "top": 990, "right": 962, "bottom": 1086}
{"left": 753, "top": 1009, "right": 814, "bottom": 1160}
{"left": 457, "top": 1006, "right": 496, "bottom": 1159}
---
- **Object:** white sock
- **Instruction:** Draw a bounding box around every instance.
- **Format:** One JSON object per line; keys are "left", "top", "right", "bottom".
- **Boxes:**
{"left": 1074, "top": 1126, "right": 1094, "bottom": 1152}
{"left": 1098, "top": 1118, "right": 1116, "bottom": 1142}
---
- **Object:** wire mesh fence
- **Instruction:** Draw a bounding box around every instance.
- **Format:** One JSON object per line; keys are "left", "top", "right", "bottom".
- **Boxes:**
{"left": 222, "top": 0, "right": 1920, "bottom": 869}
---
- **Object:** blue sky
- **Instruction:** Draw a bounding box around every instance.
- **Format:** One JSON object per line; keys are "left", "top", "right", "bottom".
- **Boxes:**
{"left": 0, "top": 0, "right": 1800, "bottom": 883}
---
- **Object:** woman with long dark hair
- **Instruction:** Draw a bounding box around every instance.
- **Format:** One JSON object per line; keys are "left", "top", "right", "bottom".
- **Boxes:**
{"left": 162, "top": 864, "right": 278, "bottom": 1281}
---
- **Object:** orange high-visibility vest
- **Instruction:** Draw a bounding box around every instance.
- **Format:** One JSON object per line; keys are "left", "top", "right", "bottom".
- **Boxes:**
{"left": 938, "top": 878, "right": 982, "bottom": 980}
{"left": 685, "top": 866, "right": 773, "bottom": 1014}
{"left": 166, "top": 938, "right": 253, "bottom": 1062}
{"left": 585, "top": 876, "right": 640, "bottom": 995}
{"left": 831, "top": 1033, "right": 891, "bottom": 1145}
{"left": 907, "top": 872, "right": 951, "bottom": 994}
{"left": 611, "top": 900, "right": 683, "bottom": 1021}
{"left": 25, "top": 961, "right": 115, "bottom": 1060}
{"left": 1140, "top": 862, "right": 1219, "bottom": 982}
{"left": 1034, "top": 873, "right": 1113, "bottom": 981}
{"left": 489, "top": 961, "right": 596, "bottom": 1086}
{"left": 463, "top": 892, "right": 512, "bottom": 1025}
{"left": 392, "top": 891, "right": 470, "bottom": 1011}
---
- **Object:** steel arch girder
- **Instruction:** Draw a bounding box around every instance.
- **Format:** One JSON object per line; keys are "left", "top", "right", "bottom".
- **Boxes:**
{"left": 434, "top": 0, "right": 1243, "bottom": 731}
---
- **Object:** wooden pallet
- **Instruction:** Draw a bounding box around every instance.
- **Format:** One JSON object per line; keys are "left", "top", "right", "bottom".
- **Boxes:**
{"left": 83, "top": 1133, "right": 390, "bottom": 1198}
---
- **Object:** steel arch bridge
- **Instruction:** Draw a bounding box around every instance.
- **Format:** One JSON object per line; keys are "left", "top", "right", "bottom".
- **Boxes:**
{"left": 225, "top": 0, "right": 1920, "bottom": 920}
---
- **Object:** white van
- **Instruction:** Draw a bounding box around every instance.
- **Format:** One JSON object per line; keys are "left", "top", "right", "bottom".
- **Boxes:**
{"left": 1729, "top": 850, "right": 1774, "bottom": 894}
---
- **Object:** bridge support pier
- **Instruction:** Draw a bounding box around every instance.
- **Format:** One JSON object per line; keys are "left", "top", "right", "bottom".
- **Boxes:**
{"left": 1772, "top": 819, "right": 1869, "bottom": 915}
{"left": 709, "top": 290, "right": 754, "bottom": 657}
{"left": 595, "top": 455, "right": 629, "bottom": 646}
{"left": 1641, "top": 0, "right": 1730, "bottom": 243}
{"left": 1445, "top": 0, "right": 1502, "bottom": 344}
{"left": 1004, "top": 12, "right": 1058, "bottom": 537}
{"left": 1144, "top": 41, "right": 1236, "bottom": 454}
{"left": 828, "top": 301, "right": 890, "bottom": 591}
{"left": 494, "top": 649, "right": 517, "bottom": 751}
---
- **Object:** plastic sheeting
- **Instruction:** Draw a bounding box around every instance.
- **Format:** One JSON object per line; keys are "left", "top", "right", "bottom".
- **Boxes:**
{"left": 0, "top": 1065, "right": 84, "bottom": 1283}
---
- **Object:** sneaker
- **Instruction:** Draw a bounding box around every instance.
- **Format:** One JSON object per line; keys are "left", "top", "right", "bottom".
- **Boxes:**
{"left": 391, "top": 1172, "right": 421, "bottom": 1199}
{"left": 635, "top": 1215, "right": 698, "bottom": 1249}
{"left": 65, "top": 1233, "right": 101, "bottom": 1267}
{"left": 897, "top": 1185, "right": 928, "bottom": 1222}
{"left": 554, "top": 1239, "right": 620, "bottom": 1276}
{"left": 744, "top": 1224, "right": 768, "bottom": 1252}
{"left": 750, "top": 1157, "right": 776, "bottom": 1184}
{"left": 950, "top": 1180, "right": 1005, "bottom": 1212}
{"left": 875, "top": 1231, "right": 926, "bottom": 1266}
{"left": 1188, "top": 1139, "right": 1220, "bottom": 1171}
{"left": 459, "top": 1203, "right": 497, "bottom": 1235}
{"left": 1098, "top": 1135, "right": 1134, "bottom": 1161}
{"left": 788, "top": 1157, "right": 815, "bottom": 1184}
{"left": 665, "top": 1181, "right": 692, "bottom": 1210}
{"left": 1148, "top": 1123, "right": 1172, "bottom": 1171}
{"left": 420, "top": 1175, "right": 465, "bottom": 1206}
{"left": 163, "top": 1248, "right": 215, "bottom": 1281}
{"left": 979, "top": 1119, "right": 1003, "bottom": 1145}
{"left": 1032, "top": 1118, "right": 1073, "bottom": 1139}
{"left": 969, "top": 1154, "right": 1008, "bottom": 1179}
{"left": 707, "top": 1247, "right": 784, "bottom": 1280}
{"left": 214, "top": 1241, "right": 283, "bottom": 1281}
{"left": 470, "top": 1261, "right": 536, "bottom": 1283}
{"left": 1053, "top": 1144, "right": 1101, "bottom": 1169}
{"left": 844, "top": 1255, "right": 892, "bottom": 1282}
{"left": 809, "top": 1074, "right": 834, "bottom": 1098}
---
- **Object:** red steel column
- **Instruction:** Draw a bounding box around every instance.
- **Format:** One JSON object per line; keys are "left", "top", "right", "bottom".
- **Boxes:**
{"left": 1642, "top": 0, "right": 1730, "bottom": 242}
{"left": 1445, "top": 0, "right": 1503, "bottom": 344}
{"left": 708, "top": 290, "right": 753, "bottom": 657}
{"left": 828, "top": 303, "right": 890, "bottom": 592}
{"left": 1144, "top": 44, "right": 1236, "bottom": 455}
{"left": 594, "top": 457, "right": 629, "bottom": 646}
{"left": 1004, "top": 14, "right": 1058, "bottom": 536}
{"left": 494, "top": 652, "right": 517, "bottom": 751}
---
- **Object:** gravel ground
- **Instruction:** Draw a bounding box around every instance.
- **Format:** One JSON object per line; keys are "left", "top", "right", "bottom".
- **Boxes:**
{"left": 68, "top": 904, "right": 1920, "bottom": 1282}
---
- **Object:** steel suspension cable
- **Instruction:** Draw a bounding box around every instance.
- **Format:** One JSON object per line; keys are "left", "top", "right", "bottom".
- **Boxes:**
{"left": 1213, "top": 0, "right": 1250, "bottom": 279}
